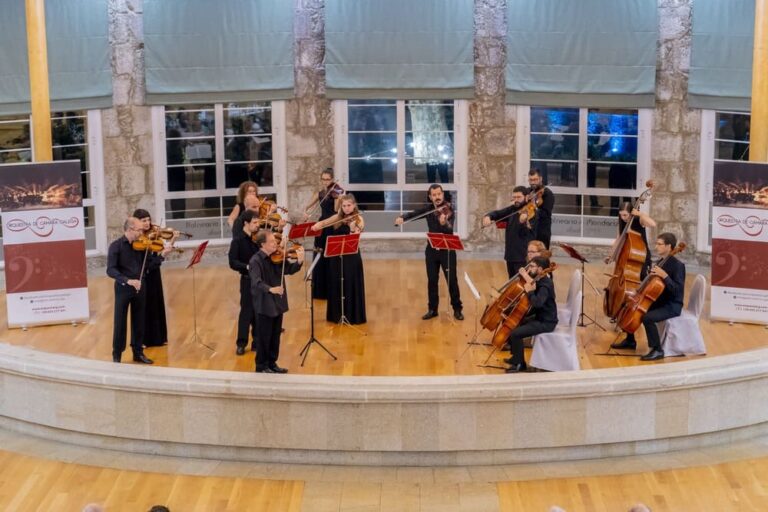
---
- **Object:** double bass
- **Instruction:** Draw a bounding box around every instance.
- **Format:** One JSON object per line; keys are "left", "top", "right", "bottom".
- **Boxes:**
{"left": 615, "top": 242, "right": 686, "bottom": 333}
{"left": 603, "top": 181, "right": 654, "bottom": 319}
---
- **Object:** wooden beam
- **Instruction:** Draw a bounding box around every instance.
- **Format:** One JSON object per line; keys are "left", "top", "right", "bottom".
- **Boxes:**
{"left": 751, "top": 0, "right": 768, "bottom": 163}
{"left": 25, "top": 0, "right": 52, "bottom": 162}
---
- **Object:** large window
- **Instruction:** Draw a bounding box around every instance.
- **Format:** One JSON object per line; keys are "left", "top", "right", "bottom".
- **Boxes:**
{"left": 0, "top": 110, "right": 105, "bottom": 262}
{"left": 334, "top": 100, "right": 468, "bottom": 237}
{"left": 153, "top": 102, "right": 285, "bottom": 243}
{"left": 697, "top": 110, "right": 751, "bottom": 252}
{"left": 517, "top": 106, "right": 651, "bottom": 242}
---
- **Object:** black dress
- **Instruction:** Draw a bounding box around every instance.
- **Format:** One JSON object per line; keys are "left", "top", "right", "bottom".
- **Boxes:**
{"left": 143, "top": 255, "right": 168, "bottom": 347}
{"left": 325, "top": 223, "right": 367, "bottom": 324}
{"left": 312, "top": 191, "right": 336, "bottom": 299}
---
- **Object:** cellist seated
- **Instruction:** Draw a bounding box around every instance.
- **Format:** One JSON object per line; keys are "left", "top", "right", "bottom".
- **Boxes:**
{"left": 503, "top": 256, "right": 558, "bottom": 373}
{"left": 611, "top": 232, "right": 686, "bottom": 361}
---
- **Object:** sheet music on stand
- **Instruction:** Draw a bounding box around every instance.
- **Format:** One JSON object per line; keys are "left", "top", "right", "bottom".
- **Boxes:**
{"left": 555, "top": 242, "right": 606, "bottom": 332}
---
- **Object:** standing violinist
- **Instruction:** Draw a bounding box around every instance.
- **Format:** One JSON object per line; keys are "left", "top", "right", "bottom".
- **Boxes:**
{"left": 612, "top": 233, "right": 685, "bottom": 361}
{"left": 527, "top": 168, "right": 555, "bottom": 249}
{"left": 228, "top": 209, "right": 261, "bottom": 355}
{"left": 227, "top": 181, "right": 258, "bottom": 228}
{"left": 249, "top": 231, "right": 305, "bottom": 373}
{"left": 132, "top": 209, "right": 177, "bottom": 348}
{"left": 503, "top": 256, "right": 558, "bottom": 373}
{"left": 107, "top": 217, "right": 171, "bottom": 364}
{"left": 312, "top": 194, "right": 367, "bottom": 324}
{"left": 482, "top": 186, "right": 535, "bottom": 278}
{"left": 303, "top": 168, "right": 342, "bottom": 299}
{"left": 394, "top": 184, "right": 463, "bottom": 321}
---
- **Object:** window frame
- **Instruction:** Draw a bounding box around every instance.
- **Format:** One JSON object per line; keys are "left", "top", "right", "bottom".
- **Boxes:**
{"left": 516, "top": 105, "right": 652, "bottom": 246}
{"left": 151, "top": 101, "right": 287, "bottom": 248}
{"left": 332, "top": 99, "right": 469, "bottom": 240}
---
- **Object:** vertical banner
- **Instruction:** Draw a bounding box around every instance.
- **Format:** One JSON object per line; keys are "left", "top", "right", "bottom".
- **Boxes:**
{"left": 711, "top": 161, "right": 768, "bottom": 323}
{"left": 1, "top": 161, "right": 89, "bottom": 327}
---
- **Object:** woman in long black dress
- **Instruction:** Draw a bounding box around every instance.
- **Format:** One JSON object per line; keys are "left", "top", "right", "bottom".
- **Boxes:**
{"left": 303, "top": 169, "right": 342, "bottom": 299}
{"left": 227, "top": 180, "right": 258, "bottom": 229}
{"left": 133, "top": 209, "right": 177, "bottom": 347}
{"left": 311, "top": 194, "right": 367, "bottom": 324}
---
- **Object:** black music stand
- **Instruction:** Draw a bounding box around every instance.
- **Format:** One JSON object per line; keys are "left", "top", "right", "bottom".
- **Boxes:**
{"left": 325, "top": 233, "right": 365, "bottom": 336}
{"left": 186, "top": 241, "right": 215, "bottom": 351}
{"left": 298, "top": 253, "right": 337, "bottom": 366}
{"left": 427, "top": 232, "right": 464, "bottom": 322}
{"left": 556, "top": 242, "right": 606, "bottom": 331}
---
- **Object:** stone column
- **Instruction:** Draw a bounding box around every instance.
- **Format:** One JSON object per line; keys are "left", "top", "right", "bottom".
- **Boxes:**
{"left": 652, "top": 0, "right": 702, "bottom": 258}
{"left": 103, "top": 0, "right": 154, "bottom": 242}
{"left": 469, "top": 0, "right": 515, "bottom": 251}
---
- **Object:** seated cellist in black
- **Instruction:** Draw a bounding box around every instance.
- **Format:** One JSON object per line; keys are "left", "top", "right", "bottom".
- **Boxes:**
{"left": 503, "top": 256, "right": 558, "bottom": 373}
{"left": 613, "top": 232, "right": 685, "bottom": 361}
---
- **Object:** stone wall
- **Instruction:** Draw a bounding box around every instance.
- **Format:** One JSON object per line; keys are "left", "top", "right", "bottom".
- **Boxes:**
{"left": 97, "top": 0, "right": 708, "bottom": 261}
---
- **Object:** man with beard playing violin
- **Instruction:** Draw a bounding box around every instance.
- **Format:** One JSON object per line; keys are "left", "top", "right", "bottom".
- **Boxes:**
{"left": 482, "top": 186, "right": 535, "bottom": 278}
{"left": 394, "top": 184, "right": 463, "bottom": 321}
{"left": 503, "top": 256, "right": 558, "bottom": 373}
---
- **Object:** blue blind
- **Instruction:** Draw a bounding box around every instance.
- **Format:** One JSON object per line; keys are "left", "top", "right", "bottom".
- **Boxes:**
{"left": 506, "top": 0, "right": 657, "bottom": 108}
{"left": 144, "top": 0, "right": 294, "bottom": 104}
{"left": 325, "top": 0, "right": 474, "bottom": 100}
{"left": 0, "top": 0, "right": 112, "bottom": 115}
{"left": 689, "top": 0, "right": 754, "bottom": 111}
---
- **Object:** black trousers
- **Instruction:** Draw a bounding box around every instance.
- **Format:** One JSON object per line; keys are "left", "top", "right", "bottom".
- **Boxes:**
{"left": 256, "top": 313, "right": 283, "bottom": 370}
{"left": 537, "top": 224, "right": 552, "bottom": 249}
{"left": 507, "top": 320, "right": 557, "bottom": 366}
{"left": 237, "top": 277, "right": 258, "bottom": 348}
{"left": 112, "top": 281, "right": 146, "bottom": 359}
{"left": 425, "top": 246, "right": 462, "bottom": 312}
{"left": 505, "top": 259, "right": 526, "bottom": 279}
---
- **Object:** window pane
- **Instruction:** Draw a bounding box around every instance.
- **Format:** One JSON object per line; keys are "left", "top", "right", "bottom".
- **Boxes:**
{"left": 348, "top": 158, "right": 397, "bottom": 184}
{"left": 586, "top": 162, "right": 636, "bottom": 190}
{"left": 350, "top": 190, "right": 400, "bottom": 233}
{"left": 716, "top": 112, "right": 750, "bottom": 141}
{"left": 587, "top": 135, "right": 637, "bottom": 162}
{"left": 348, "top": 133, "right": 397, "bottom": 159}
{"left": 84, "top": 206, "right": 96, "bottom": 251}
{"left": 225, "top": 161, "right": 273, "bottom": 188}
{"left": 223, "top": 104, "right": 272, "bottom": 135}
{"left": 716, "top": 141, "right": 750, "bottom": 161}
{"left": 348, "top": 104, "right": 396, "bottom": 132}
{"left": 0, "top": 119, "right": 31, "bottom": 163}
{"left": 588, "top": 109, "right": 638, "bottom": 136}
{"left": 552, "top": 194, "right": 582, "bottom": 237}
{"left": 51, "top": 115, "right": 86, "bottom": 145}
{"left": 165, "top": 107, "right": 215, "bottom": 138}
{"left": 532, "top": 160, "right": 577, "bottom": 187}
{"left": 530, "top": 133, "right": 579, "bottom": 160}
{"left": 531, "top": 107, "right": 579, "bottom": 134}
{"left": 405, "top": 101, "right": 453, "bottom": 132}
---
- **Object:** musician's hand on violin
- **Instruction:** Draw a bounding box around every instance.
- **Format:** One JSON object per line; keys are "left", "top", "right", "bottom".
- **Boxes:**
{"left": 650, "top": 266, "right": 668, "bottom": 279}
{"left": 604, "top": 256, "right": 611, "bottom": 264}
{"left": 278, "top": 218, "right": 286, "bottom": 229}
{"left": 295, "top": 246, "right": 305, "bottom": 263}
{"left": 269, "top": 286, "right": 284, "bottom": 295}
{"left": 439, "top": 213, "right": 447, "bottom": 225}
{"left": 482, "top": 215, "right": 492, "bottom": 227}
{"left": 519, "top": 212, "right": 528, "bottom": 224}
{"left": 127, "top": 279, "right": 141, "bottom": 292}
{"left": 394, "top": 216, "right": 404, "bottom": 226}
{"left": 311, "top": 222, "right": 322, "bottom": 232}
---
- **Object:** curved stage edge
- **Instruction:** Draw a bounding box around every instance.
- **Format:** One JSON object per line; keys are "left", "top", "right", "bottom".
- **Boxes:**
{"left": 1, "top": 343, "right": 767, "bottom": 466}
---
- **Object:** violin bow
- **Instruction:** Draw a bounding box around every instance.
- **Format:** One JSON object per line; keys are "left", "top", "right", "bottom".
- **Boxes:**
{"left": 306, "top": 181, "right": 344, "bottom": 218}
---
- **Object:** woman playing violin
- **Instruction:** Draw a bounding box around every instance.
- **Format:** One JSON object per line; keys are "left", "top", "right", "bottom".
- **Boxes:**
{"left": 303, "top": 168, "right": 342, "bottom": 299}
{"left": 132, "top": 209, "right": 178, "bottom": 347}
{"left": 394, "top": 184, "right": 463, "bottom": 321}
{"left": 227, "top": 181, "right": 259, "bottom": 228}
{"left": 482, "top": 185, "right": 535, "bottom": 278}
{"left": 502, "top": 256, "right": 558, "bottom": 373}
{"left": 311, "top": 194, "right": 367, "bottom": 325}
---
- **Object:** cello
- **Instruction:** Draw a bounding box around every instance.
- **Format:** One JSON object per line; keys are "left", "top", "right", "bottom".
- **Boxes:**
{"left": 480, "top": 263, "right": 533, "bottom": 330}
{"left": 615, "top": 242, "right": 686, "bottom": 333}
{"left": 603, "top": 181, "right": 654, "bottom": 319}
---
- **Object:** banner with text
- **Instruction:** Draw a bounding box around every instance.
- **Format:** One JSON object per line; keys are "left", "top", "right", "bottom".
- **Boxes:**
{"left": 711, "top": 161, "right": 768, "bottom": 323}
{"left": 0, "top": 161, "right": 89, "bottom": 327}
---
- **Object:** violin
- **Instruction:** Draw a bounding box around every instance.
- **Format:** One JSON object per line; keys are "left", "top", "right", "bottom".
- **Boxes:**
{"left": 148, "top": 225, "right": 193, "bottom": 240}
{"left": 433, "top": 200, "right": 453, "bottom": 223}
{"left": 616, "top": 242, "right": 686, "bottom": 334}
{"left": 270, "top": 233, "right": 303, "bottom": 264}
{"left": 258, "top": 198, "right": 288, "bottom": 232}
{"left": 132, "top": 234, "right": 165, "bottom": 253}
{"left": 325, "top": 180, "right": 345, "bottom": 200}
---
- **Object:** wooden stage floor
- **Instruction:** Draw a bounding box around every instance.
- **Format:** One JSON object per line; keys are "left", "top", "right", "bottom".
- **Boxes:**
{"left": 0, "top": 258, "right": 763, "bottom": 376}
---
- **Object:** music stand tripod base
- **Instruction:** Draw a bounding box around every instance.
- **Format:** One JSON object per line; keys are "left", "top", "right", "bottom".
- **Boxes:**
{"left": 300, "top": 253, "right": 337, "bottom": 366}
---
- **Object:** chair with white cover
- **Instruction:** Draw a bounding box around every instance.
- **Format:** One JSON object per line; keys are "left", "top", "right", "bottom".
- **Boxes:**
{"left": 557, "top": 269, "right": 582, "bottom": 326}
{"left": 660, "top": 274, "right": 707, "bottom": 356}
{"left": 531, "top": 292, "right": 582, "bottom": 371}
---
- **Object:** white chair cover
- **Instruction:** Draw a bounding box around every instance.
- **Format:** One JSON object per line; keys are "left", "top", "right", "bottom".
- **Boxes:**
{"left": 557, "top": 269, "right": 582, "bottom": 325}
{"left": 531, "top": 292, "right": 582, "bottom": 371}
{"left": 660, "top": 274, "right": 707, "bottom": 356}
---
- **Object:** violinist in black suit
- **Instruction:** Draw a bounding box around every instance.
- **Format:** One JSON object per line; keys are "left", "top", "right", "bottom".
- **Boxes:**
{"left": 482, "top": 186, "right": 535, "bottom": 278}
{"left": 527, "top": 168, "right": 555, "bottom": 249}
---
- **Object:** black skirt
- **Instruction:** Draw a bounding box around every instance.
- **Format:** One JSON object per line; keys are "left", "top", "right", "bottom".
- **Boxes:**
{"left": 143, "top": 268, "right": 168, "bottom": 346}
{"left": 326, "top": 247, "right": 367, "bottom": 325}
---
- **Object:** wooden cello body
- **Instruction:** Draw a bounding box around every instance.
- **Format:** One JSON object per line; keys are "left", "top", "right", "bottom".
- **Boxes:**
{"left": 603, "top": 182, "right": 654, "bottom": 319}
{"left": 480, "top": 267, "right": 530, "bottom": 331}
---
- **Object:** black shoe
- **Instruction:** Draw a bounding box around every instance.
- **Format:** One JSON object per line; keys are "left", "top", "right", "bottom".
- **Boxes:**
{"left": 610, "top": 337, "right": 637, "bottom": 350}
{"left": 236, "top": 346, "right": 245, "bottom": 356}
{"left": 422, "top": 310, "right": 438, "bottom": 320}
{"left": 256, "top": 367, "right": 276, "bottom": 373}
{"left": 503, "top": 356, "right": 514, "bottom": 364}
{"left": 502, "top": 342, "right": 511, "bottom": 351}
{"left": 640, "top": 348, "right": 664, "bottom": 361}
{"left": 269, "top": 364, "right": 288, "bottom": 374}
{"left": 453, "top": 310, "right": 464, "bottom": 321}
{"left": 505, "top": 362, "right": 528, "bottom": 373}
{"left": 133, "top": 354, "right": 154, "bottom": 364}
{"left": 112, "top": 356, "right": 120, "bottom": 363}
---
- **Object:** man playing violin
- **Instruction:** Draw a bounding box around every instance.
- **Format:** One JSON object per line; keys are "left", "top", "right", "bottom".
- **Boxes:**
{"left": 228, "top": 209, "right": 261, "bottom": 356}
{"left": 395, "top": 184, "right": 463, "bottom": 321}
{"left": 527, "top": 168, "right": 555, "bottom": 249}
{"left": 503, "top": 256, "right": 558, "bottom": 373}
{"left": 249, "top": 231, "right": 305, "bottom": 373}
{"left": 482, "top": 186, "right": 535, "bottom": 278}
{"left": 611, "top": 232, "right": 685, "bottom": 361}
{"left": 107, "top": 217, "right": 173, "bottom": 364}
